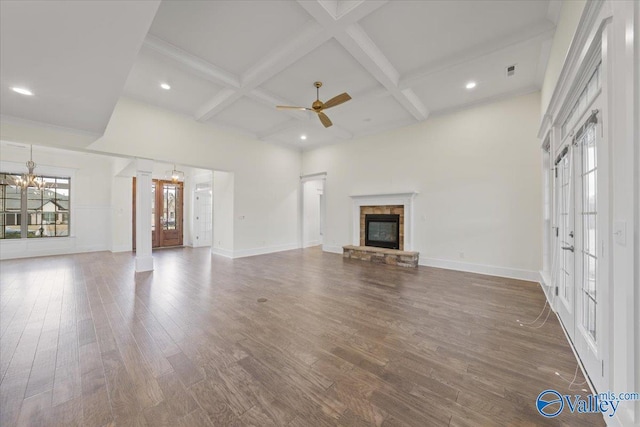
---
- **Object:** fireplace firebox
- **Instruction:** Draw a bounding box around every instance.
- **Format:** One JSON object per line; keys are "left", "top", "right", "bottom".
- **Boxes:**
{"left": 365, "top": 214, "right": 400, "bottom": 249}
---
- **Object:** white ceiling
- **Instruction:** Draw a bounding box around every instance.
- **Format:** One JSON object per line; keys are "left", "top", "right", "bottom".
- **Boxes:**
{"left": 0, "top": 0, "right": 160, "bottom": 136}
{"left": 1, "top": 0, "right": 559, "bottom": 151}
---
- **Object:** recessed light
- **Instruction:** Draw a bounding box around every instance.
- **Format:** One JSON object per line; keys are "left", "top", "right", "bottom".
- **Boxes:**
{"left": 160, "top": 83, "right": 171, "bottom": 90}
{"left": 12, "top": 87, "right": 33, "bottom": 96}
{"left": 465, "top": 81, "right": 477, "bottom": 90}
{"left": 300, "top": 135, "right": 307, "bottom": 140}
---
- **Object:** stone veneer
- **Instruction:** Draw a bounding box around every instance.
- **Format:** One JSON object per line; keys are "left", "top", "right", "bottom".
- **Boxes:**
{"left": 360, "top": 205, "right": 404, "bottom": 250}
{"left": 343, "top": 245, "right": 419, "bottom": 268}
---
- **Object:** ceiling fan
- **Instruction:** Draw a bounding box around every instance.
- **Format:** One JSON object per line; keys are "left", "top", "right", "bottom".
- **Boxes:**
{"left": 276, "top": 81, "right": 351, "bottom": 128}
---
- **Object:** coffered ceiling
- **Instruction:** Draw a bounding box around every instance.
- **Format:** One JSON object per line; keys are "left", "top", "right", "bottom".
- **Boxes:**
{"left": 1, "top": 1, "right": 559, "bottom": 151}
{"left": 124, "top": 0, "right": 558, "bottom": 149}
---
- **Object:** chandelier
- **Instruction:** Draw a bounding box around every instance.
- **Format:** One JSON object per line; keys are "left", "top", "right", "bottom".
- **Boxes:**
{"left": 10, "top": 145, "right": 52, "bottom": 191}
{"left": 167, "top": 164, "right": 184, "bottom": 184}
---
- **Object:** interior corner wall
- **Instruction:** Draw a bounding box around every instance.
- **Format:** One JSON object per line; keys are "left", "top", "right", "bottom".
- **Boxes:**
{"left": 110, "top": 175, "right": 132, "bottom": 252}
{"left": 213, "top": 171, "right": 234, "bottom": 256}
{"left": 541, "top": 0, "right": 587, "bottom": 114}
{"left": 302, "top": 92, "right": 543, "bottom": 280}
{"left": 303, "top": 180, "right": 323, "bottom": 247}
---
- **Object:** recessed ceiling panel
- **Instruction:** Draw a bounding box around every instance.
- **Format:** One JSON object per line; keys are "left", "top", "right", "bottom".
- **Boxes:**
{"left": 149, "top": 1, "right": 311, "bottom": 75}
{"left": 329, "top": 95, "right": 414, "bottom": 134}
{"left": 212, "top": 96, "right": 292, "bottom": 135}
{"left": 360, "top": 0, "right": 550, "bottom": 76}
{"left": 411, "top": 41, "right": 541, "bottom": 113}
{"left": 123, "top": 48, "right": 223, "bottom": 116}
{"left": 261, "top": 39, "right": 383, "bottom": 108}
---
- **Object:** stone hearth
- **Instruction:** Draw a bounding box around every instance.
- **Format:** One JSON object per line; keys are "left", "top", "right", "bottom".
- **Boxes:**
{"left": 343, "top": 245, "right": 419, "bottom": 268}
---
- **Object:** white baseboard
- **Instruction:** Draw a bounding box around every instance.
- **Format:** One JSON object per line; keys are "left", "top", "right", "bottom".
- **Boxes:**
{"left": 0, "top": 237, "right": 110, "bottom": 260}
{"left": 211, "top": 247, "right": 234, "bottom": 258}
{"left": 303, "top": 240, "right": 321, "bottom": 248}
{"left": 232, "top": 243, "right": 299, "bottom": 259}
{"left": 135, "top": 255, "right": 154, "bottom": 272}
{"left": 419, "top": 257, "right": 540, "bottom": 282}
{"left": 111, "top": 244, "right": 132, "bottom": 253}
{"left": 322, "top": 244, "right": 343, "bottom": 254}
{"left": 539, "top": 270, "right": 555, "bottom": 302}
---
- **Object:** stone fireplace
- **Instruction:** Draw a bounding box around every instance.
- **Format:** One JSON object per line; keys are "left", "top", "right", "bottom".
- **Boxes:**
{"left": 360, "top": 206, "right": 404, "bottom": 250}
{"left": 344, "top": 193, "right": 419, "bottom": 268}
{"left": 350, "top": 192, "right": 416, "bottom": 250}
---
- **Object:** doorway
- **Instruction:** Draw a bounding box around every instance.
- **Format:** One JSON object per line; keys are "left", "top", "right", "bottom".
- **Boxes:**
{"left": 133, "top": 178, "right": 184, "bottom": 249}
{"left": 301, "top": 176, "right": 325, "bottom": 248}
{"left": 553, "top": 99, "right": 608, "bottom": 392}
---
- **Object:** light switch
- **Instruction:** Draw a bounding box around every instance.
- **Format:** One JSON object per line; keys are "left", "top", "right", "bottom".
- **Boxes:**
{"left": 613, "top": 220, "right": 626, "bottom": 246}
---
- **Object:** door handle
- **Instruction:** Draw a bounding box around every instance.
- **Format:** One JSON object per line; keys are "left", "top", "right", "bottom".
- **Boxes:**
{"left": 561, "top": 245, "right": 574, "bottom": 252}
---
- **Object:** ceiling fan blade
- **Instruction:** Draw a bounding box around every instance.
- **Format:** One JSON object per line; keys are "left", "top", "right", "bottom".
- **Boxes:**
{"left": 317, "top": 112, "right": 332, "bottom": 128}
{"left": 322, "top": 92, "right": 351, "bottom": 109}
{"left": 276, "top": 105, "right": 311, "bottom": 111}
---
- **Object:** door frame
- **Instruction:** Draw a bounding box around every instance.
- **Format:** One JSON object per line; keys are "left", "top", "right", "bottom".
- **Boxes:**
{"left": 133, "top": 177, "right": 184, "bottom": 249}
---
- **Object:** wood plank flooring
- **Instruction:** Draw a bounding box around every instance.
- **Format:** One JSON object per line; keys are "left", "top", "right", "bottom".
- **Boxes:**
{"left": 0, "top": 247, "right": 604, "bottom": 426}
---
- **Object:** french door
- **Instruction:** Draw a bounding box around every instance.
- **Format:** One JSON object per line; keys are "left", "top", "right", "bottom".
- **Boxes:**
{"left": 553, "top": 102, "right": 607, "bottom": 392}
{"left": 554, "top": 146, "right": 575, "bottom": 335}
{"left": 133, "top": 178, "right": 184, "bottom": 249}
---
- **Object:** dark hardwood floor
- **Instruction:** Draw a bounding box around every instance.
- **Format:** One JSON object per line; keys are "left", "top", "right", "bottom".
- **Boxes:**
{"left": 1, "top": 247, "right": 604, "bottom": 426}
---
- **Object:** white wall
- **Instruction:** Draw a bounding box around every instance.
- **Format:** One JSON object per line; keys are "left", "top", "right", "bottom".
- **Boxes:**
{"left": 0, "top": 144, "right": 115, "bottom": 259}
{"left": 541, "top": 0, "right": 587, "bottom": 114}
{"left": 89, "top": 97, "right": 301, "bottom": 258}
{"left": 110, "top": 175, "right": 133, "bottom": 252}
{"left": 303, "top": 179, "right": 323, "bottom": 247}
{"left": 302, "top": 92, "right": 543, "bottom": 280}
{"left": 212, "top": 171, "right": 234, "bottom": 257}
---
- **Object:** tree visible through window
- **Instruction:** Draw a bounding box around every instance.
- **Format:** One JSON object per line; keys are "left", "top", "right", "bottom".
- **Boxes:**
{"left": 0, "top": 174, "right": 70, "bottom": 239}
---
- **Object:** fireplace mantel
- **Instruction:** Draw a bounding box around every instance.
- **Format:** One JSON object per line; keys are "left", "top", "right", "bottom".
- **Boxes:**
{"left": 350, "top": 192, "right": 418, "bottom": 251}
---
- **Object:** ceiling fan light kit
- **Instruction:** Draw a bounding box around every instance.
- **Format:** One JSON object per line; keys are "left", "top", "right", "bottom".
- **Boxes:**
{"left": 276, "top": 81, "right": 351, "bottom": 128}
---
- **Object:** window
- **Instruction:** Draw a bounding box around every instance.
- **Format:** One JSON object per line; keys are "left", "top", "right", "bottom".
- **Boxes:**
{"left": 0, "top": 174, "right": 70, "bottom": 239}
{"left": 579, "top": 124, "right": 597, "bottom": 341}
{"left": 561, "top": 65, "right": 601, "bottom": 139}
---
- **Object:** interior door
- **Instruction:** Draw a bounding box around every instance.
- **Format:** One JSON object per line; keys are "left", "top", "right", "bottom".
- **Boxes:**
{"left": 193, "top": 189, "right": 212, "bottom": 247}
{"left": 158, "top": 180, "right": 183, "bottom": 247}
{"left": 151, "top": 181, "right": 157, "bottom": 247}
{"left": 554, "top": 144, "right": 575, "bottom": 336}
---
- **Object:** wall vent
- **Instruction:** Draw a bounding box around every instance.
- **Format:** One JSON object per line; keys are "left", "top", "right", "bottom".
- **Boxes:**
{"left": 506, "top": 64, "right": 516, "bottom": 77}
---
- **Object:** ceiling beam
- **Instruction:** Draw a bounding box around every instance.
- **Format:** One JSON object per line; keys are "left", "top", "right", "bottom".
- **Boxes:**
{"left": 143, "top": 35, "right": 240, "bottom": 88}
{"left": 194, "top": 88, "right": 237, "bottom": 121}
{"left": 194, "top": 22, "right": 331, "bottom": 123}
{"left": 297, "top": 0, "right": 428, "bottom": 121}
{"left": 248, "top": 88, "right": 311, "bottom": 121}
{"left": 336, "top": 24, "right": 428, "bottom": 120}
{"left": 241, "top": 22, "right": 329, "bottom": 86}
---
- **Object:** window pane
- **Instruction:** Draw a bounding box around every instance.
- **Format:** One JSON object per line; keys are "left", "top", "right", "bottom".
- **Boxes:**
{"left": 585, "top": 255, "right": 596, "bottom": 298}
{"left": 56, "top": 213, "right": 70, "bottom": 236}
{"left": 1, "top": 172, "right": 71, "bottom": 239}
{"left": 586, "top": 171, "right": 596, "bottom": 213}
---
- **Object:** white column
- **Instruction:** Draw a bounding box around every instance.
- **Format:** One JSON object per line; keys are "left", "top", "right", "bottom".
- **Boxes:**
{"left": 135, "top": 158, "right": 154, "bottom": 272}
